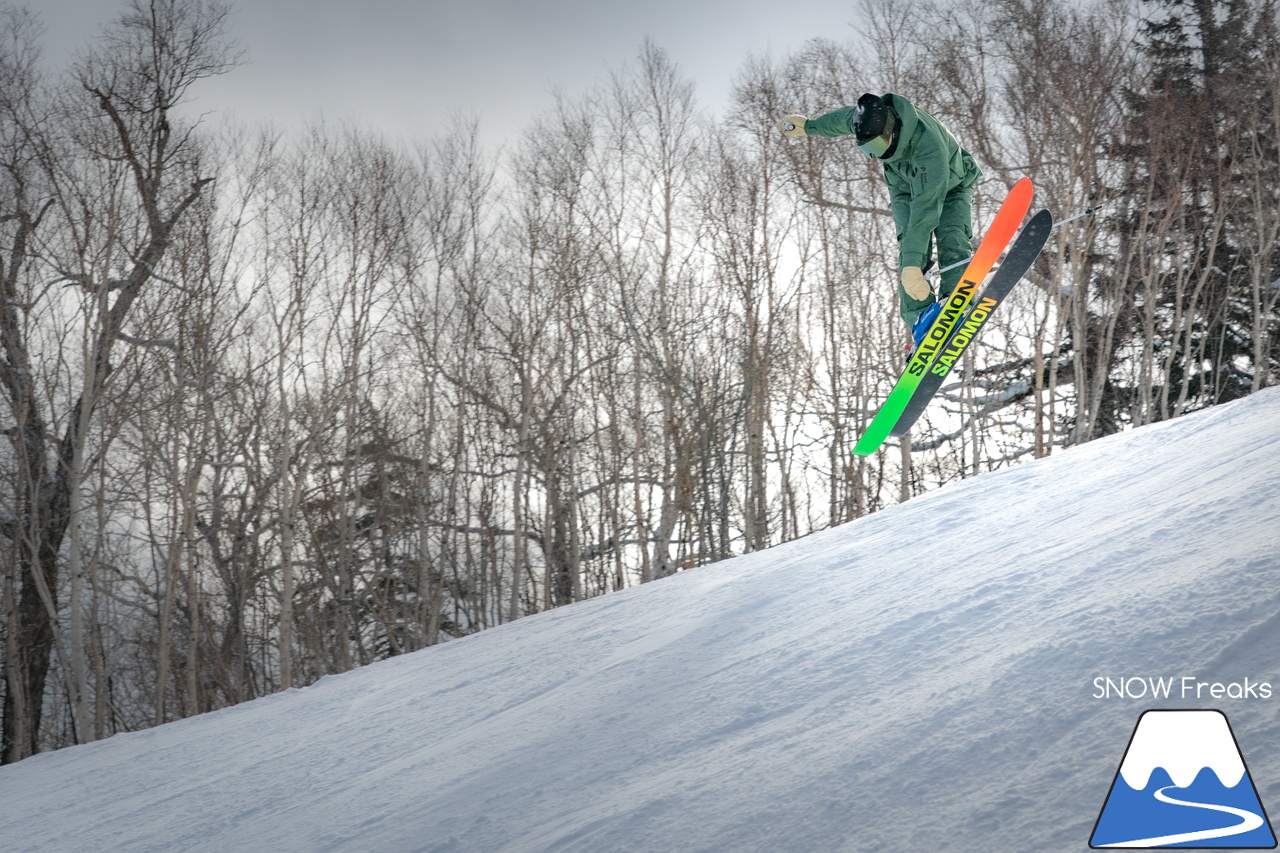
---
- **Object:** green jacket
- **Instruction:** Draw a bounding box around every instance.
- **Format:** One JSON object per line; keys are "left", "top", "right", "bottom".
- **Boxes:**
{"left": 805, "top": 94, "right": 981, "bottom": 271}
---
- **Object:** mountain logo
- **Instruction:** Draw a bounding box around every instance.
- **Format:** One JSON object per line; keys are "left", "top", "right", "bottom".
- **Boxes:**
{"left": 1091, "top": 710, "right": 1276, "bottom": 848}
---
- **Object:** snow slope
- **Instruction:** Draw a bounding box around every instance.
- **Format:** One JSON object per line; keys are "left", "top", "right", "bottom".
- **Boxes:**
{"left": 3, "top": 389, "right": 1280, "bottom": 853}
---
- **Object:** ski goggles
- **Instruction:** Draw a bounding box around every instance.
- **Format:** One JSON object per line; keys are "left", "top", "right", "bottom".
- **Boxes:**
{"left": 857, "top": 133, "right": 893, "bottom": 159}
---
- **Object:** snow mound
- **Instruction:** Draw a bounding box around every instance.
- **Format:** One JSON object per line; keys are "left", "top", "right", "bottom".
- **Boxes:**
{"left": 3, "top": 389, "right": 1280, "bottom": 852}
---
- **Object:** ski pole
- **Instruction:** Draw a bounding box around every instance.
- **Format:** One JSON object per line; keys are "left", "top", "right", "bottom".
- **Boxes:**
{"left": 1051, "top": 203, "right": 1105, "bottom": 229}
{"left": 928, "top": 203, "right": 1104, "bottom": 278}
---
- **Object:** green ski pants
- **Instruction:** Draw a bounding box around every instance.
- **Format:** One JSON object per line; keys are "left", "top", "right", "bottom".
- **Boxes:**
{"left": 897, "top": 184, "right": 975, "bottom": 328}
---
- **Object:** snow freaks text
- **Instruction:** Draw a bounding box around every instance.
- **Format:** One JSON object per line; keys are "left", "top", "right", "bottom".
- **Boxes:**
{"left": 1092, "top": 677, "right": 1274, "bottom": 701}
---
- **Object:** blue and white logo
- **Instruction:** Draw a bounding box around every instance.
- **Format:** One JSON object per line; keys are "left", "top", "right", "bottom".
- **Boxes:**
{"left": 1091, "top": 710, "right": 1276, "bottom": 848}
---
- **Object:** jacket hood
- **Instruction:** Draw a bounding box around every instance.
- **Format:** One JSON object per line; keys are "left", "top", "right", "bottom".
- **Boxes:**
{"left": 880, "top": 93, "right": 919, "bottom": 165}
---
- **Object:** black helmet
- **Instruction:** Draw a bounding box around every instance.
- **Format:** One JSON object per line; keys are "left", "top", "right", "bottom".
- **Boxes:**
{"left": 854, "top": 93, "right": 897, "bottom": 158}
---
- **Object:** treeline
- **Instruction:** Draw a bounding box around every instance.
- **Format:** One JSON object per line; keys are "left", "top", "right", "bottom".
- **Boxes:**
{"left": 1, "top": 0, "right": 1276, "bottom": 761}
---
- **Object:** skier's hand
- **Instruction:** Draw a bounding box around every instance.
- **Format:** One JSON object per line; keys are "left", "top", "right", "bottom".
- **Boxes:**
{"left": 777, "top": 115, "right": 808, "bottom": 136}
{"left": 901, "top": 266, "right": 930, "bottom": 300}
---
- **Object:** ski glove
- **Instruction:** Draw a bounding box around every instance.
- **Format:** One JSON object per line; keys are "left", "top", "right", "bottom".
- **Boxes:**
{"left": 777, "top": 115, "right": 808, "bottom": 136}
{"left": 901, "top": 266, "right": 930, "bottom": 300}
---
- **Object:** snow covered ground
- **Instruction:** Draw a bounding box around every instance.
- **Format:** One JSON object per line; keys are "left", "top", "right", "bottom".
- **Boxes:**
{"left": 3, "top": 388, "right": 1280, "bottom": 852}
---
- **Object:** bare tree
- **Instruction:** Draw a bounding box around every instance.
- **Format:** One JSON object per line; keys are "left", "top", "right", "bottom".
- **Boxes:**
{"left": 0, "top": 0, "right": 239, "bottom": 763}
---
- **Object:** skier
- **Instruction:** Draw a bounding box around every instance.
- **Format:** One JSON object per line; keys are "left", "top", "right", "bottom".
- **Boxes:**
{"left": 777, "top": 93, "right": 981, "bottom": 351}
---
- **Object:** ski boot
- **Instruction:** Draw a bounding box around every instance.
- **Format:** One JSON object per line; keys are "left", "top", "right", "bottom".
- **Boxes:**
{"left": 905, "top": 300, "right": 943, "bottom": 361}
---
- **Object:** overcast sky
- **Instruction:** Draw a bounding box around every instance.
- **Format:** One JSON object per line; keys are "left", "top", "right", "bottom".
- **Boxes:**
{"left": 33, "top": 0, "right": 866, "bottom": 149}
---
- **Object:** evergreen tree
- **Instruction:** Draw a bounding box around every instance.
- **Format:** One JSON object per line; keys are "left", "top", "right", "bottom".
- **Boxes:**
{"left": 1115, "top": 0, "right": 1280, "bottom": 425}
